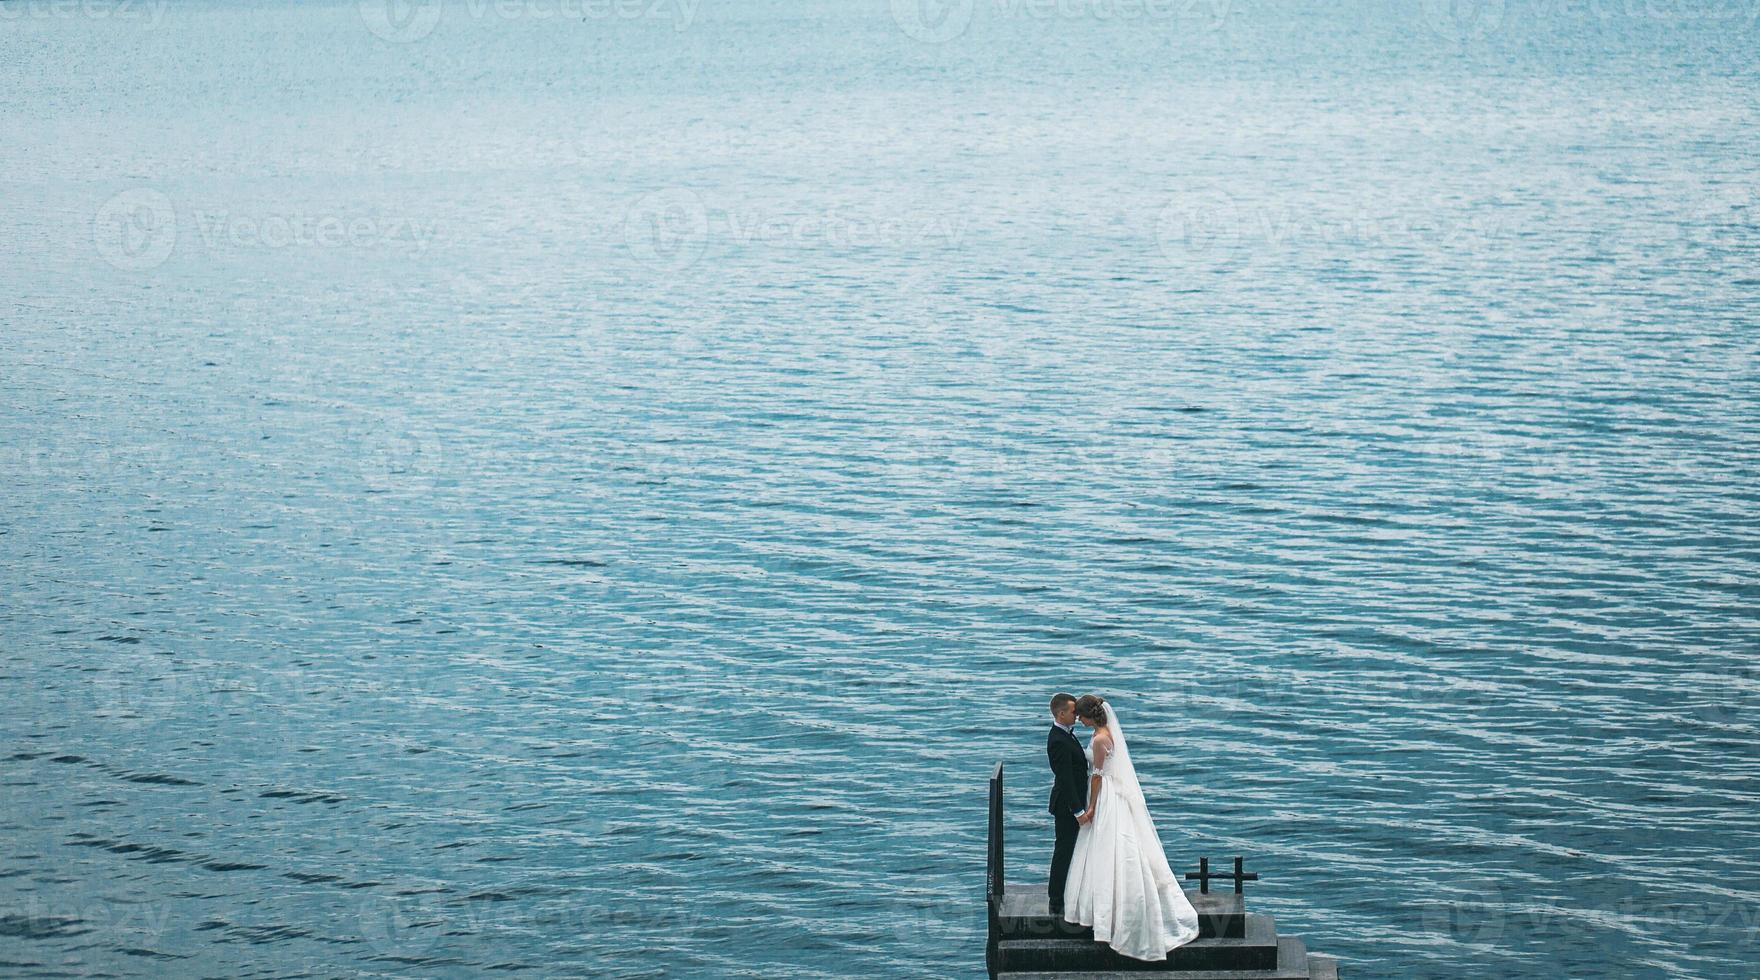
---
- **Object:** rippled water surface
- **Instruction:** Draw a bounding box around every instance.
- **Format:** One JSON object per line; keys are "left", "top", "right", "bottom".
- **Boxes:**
{"left": 4, "top": 1, "right": 1759, "bottom": 977}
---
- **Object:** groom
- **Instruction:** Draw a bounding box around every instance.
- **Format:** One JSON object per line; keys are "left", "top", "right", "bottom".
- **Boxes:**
{"left": 1046, "top": 692, "right": 1089, "bottom": 915}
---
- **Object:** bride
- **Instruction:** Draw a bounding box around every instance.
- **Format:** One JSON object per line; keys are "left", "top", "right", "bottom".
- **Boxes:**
{"left": 1061, "top": 694, "right": 1201, "bottom": 961}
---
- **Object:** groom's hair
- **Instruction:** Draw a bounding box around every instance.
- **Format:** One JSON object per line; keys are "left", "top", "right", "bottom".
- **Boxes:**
{"left": 1050, "top": 693, "right": 1076, "bottom": 712}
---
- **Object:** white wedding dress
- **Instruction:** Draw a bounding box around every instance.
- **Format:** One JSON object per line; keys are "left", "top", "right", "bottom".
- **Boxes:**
{"left": 1061, "top": 703, "right": 1200, "bottom": 961}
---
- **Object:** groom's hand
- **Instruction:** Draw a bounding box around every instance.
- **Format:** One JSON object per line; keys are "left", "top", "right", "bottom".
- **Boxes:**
{"left": 1075, "top": 809, "right": 1091, "bottom": 826}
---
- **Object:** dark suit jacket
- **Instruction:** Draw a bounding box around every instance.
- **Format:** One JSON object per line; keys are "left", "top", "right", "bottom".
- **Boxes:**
{"left": 1046, "top": 724, "right": 1089, "bottom": 816}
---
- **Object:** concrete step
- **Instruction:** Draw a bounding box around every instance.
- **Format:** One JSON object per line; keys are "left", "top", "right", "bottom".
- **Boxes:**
{"left": 1307, "top": 953, "right": 1338, "bottom": 980}
{"left": 997, "top": 934, "right": 1322, "bottom": 979}
{"left": 999, "top": 886, "right": 1246, "bottom": 940}
{"left": 995, "top": 913, "right": 1284, "bottom": 973}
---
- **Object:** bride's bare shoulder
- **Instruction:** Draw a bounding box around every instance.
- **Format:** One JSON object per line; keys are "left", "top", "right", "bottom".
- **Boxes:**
{"left": 1093, "top": 730, "right": 1115, "bottom": 750}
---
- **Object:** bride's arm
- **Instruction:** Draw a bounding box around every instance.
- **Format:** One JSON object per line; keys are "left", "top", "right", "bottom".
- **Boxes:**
{"left": 1079, "top": 737, "right": 1110, "bottom": 825}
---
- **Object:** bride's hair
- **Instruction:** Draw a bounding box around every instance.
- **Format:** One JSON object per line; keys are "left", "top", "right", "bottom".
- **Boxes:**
{"left": 1074, "top": 694, "right": 1107, "bottom": 723}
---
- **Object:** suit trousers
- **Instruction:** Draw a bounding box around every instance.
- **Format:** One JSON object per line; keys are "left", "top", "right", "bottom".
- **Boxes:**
{"left": 1048, "top": 809, "right": 1079, "bottom": 912}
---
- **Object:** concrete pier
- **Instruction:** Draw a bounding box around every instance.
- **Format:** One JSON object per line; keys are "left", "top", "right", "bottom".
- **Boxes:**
{"left": 986, "top": 763, "right": 1340, "bottom": 979}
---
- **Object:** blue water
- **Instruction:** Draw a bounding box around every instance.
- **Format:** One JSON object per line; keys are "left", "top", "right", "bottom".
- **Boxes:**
{"left": 3, "top": 1, "right": 1759, "bottom": 977}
